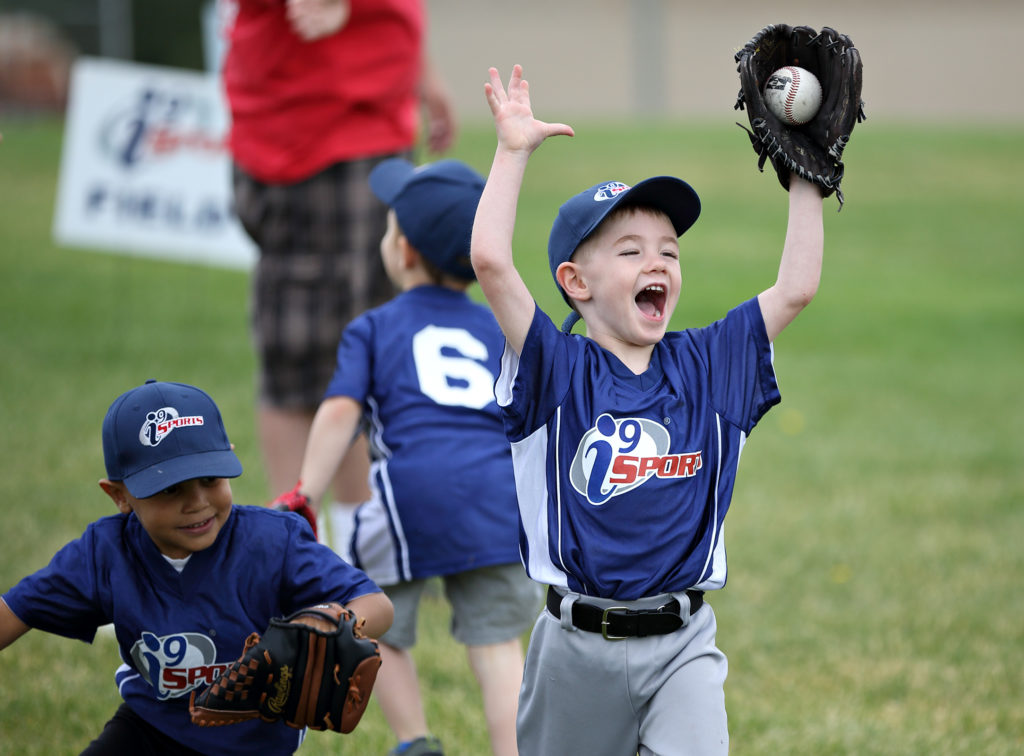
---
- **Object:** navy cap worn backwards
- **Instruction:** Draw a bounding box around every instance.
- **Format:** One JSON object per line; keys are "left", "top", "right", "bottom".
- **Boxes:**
{"left": 102, "top": 380, "right": 242, "bottom": 498}
{"left": 369, "top": 158, "right": 486, "bottom": 280}
{"left": 547, "top": 177, "right": 702, "bottom": 302}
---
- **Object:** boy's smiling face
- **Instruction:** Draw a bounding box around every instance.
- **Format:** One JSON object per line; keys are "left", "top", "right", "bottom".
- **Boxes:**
{"left": 101, "top": 477, "right": 233, "bottom": 559}
{"left": 567, "top": 206, "right": 681, "bottom": 351}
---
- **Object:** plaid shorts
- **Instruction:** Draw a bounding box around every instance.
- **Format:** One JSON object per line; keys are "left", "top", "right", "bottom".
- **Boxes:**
{"left": 233, "top": 155, "right": 407, "bottom": 408}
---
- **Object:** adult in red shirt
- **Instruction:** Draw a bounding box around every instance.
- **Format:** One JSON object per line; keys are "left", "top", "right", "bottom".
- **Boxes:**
{"left": 222, "top": 0, "right": 456, "bottom": 537}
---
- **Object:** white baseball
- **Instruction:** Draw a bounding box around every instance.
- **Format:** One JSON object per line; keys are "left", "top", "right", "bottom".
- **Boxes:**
{"left": 764, "top": 66, "right": 822, "bottom": 126}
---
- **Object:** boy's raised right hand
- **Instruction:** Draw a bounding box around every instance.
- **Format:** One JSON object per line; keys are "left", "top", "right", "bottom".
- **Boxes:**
{"left": 485, "top": 65, "right": 574, "bottom": 157}
{"left": 270, "top": 482, "right": 318, "bottom": 538}
{"left": 472, "top": 65, "right": 574, "bottom": 355}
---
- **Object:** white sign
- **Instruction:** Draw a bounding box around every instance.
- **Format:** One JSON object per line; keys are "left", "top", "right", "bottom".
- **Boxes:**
{"left": 53, "top": 56, "right": 255, "bottom": 270}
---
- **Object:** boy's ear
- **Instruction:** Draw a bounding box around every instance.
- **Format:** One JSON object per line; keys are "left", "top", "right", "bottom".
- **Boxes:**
{"left": 556, "top": 261, "right": 591, "bottom": 302}
{"left": 398, "top": 234, "right": 419, "bottom": 270}
{"left": 99, "top": 479, "right": 133, "bottom": 514}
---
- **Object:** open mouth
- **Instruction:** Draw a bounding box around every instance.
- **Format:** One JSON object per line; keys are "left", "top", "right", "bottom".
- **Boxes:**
{"left": 635, "top": 284, "right": 667, "bottom": 320}
{"left": 181, "top": 517, "right": 214, "bottom": 532}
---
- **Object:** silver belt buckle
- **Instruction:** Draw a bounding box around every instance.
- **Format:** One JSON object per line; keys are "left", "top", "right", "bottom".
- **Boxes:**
{"left": 600, "top": 606, "right": 629, "bottom": 641}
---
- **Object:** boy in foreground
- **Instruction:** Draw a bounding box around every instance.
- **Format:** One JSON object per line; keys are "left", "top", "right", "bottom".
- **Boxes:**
{"left": 470, "top": 65, "right": 824, "bottom": 755}
{"left": 0, "top": 380, "right": 392, "bottom": 755}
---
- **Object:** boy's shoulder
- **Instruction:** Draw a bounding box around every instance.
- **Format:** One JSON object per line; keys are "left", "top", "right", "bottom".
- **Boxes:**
{"left": 227, "top": 504, "right": 325, "bottom": 546}
{"left": 28, "top": 513, "right": 136, "bottom": 575}
{"left": 80, "top": 511, "right": 132, "bottom": 543}
{"left": 228, "top": 503, "right": 299, "bottom": 530}
{"left": 363, "top": 286, "right": 501, "bottom": 332}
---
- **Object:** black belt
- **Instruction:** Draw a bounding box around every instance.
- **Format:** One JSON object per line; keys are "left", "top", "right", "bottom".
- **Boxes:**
{"left": 546, "top": 586, "right": 704, "bottom": 641}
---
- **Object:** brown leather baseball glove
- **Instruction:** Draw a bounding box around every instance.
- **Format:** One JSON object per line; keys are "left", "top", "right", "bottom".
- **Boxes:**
{"left": 189, "top": 602, "right": 381, "bottom": 734}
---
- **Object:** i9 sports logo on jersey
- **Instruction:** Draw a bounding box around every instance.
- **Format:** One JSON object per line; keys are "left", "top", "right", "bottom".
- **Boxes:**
{"left": 130, "top": 630, "right": 228, "bottom": 699}
{"left": 569, "top": 413, "right": 702, "bottom": 505}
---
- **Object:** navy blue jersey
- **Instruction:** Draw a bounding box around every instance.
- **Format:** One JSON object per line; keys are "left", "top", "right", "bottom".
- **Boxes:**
{"left": 2, "top": 506, "right": 379, "bottom": 755}
{"left": 495, "top": 297, "right": 780, "bottom": 600}
{"left": 325, "top": 285, "right": 521, "bottom": 584}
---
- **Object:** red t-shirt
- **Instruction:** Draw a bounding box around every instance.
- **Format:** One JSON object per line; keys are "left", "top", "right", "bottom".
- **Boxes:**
{"left": 224, "top": 0, "right": 423, "bottom": 183}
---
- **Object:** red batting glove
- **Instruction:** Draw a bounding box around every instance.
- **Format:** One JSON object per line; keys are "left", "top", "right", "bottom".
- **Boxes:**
{"left": 271, "top": 481, "right": 318, "bottom": 539}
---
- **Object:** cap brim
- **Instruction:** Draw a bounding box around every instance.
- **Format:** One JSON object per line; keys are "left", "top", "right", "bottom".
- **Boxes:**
{"left": 368, "top": 158, "right": 417, "bottom": 205}
{"left": 616, "top": 176, "right": 701, "bottom": 238}
{"left": 123, "top": 449, "right": 243, "bottom": 499}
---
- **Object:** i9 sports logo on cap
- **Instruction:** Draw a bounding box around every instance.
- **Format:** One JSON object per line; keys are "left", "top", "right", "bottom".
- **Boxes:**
{"left": 593, "top": 181, "right": 629, "bottom": 201}
{"left": 139, "top": 407, "right": 205, "bottom": 447}
{"left": 102, "top": 380, "right": 242, "bottom": 498}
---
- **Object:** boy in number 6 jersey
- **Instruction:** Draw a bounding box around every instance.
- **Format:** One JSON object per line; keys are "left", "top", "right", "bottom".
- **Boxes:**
{"left": 272, "top": 159, "right": 538, "bottom": 756}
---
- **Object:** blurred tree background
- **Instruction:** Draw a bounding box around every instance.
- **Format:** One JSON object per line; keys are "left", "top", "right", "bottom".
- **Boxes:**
{"left": 0, "top": 0, "right": 210, "bottom": 118}
{"left": 0, "top": 0, "right": 207, "bottom": 67}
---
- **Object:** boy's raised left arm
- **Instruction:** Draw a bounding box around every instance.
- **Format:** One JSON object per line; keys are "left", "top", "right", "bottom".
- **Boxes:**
{"left": 757, "top": 176, "right": 825, "bottom": 342}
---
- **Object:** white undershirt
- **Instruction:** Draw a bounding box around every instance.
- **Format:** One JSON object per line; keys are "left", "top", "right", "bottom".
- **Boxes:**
{"left": 162, "top": 554, "right": 192, "bottom": 573}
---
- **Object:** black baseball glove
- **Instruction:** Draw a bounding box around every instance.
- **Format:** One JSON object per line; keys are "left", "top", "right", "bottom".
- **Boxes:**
{"left": 190, "top": 603, "right": 381, "bottom": 734}
{"left": 735, "top": 24, "right": 865, "bottom": 207}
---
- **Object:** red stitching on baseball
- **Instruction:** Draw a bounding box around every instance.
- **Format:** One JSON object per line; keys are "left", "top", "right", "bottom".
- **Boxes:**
{"left": 784, "top": 66, "right": 799, "bottom": 123}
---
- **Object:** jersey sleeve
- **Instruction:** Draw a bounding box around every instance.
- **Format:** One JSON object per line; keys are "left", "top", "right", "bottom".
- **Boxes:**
{"left": 279, "top": 514, "right": 382, "bottom": 608}
{"left": 1, "top": 525, "right": 110, "bottom": 643}
{"left": 323, "top": 312, "right": 375, "bottom": 402}
{"left": 684, "top": 297, "right": 780, "bottom": 433}
{"left": 495, "top": 303, "right": 575, "bottom": 442}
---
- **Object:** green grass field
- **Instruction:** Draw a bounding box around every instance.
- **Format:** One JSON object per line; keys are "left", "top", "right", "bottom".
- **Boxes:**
{"left": 1, "top": 116, "right": 1022, "bottom": 755}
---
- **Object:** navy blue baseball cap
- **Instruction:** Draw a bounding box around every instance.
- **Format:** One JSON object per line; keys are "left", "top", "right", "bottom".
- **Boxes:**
{"left": 369, "top": 158, "right": 486, "bottom": 280}
{"left": 102, "top": 380, "right": 242, "bottom": 498}
{"left": 547, "top": 177, "right": 702, "bottom": 301}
